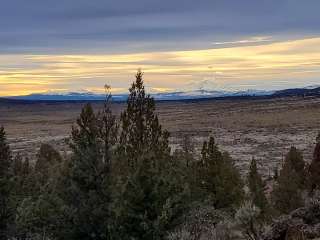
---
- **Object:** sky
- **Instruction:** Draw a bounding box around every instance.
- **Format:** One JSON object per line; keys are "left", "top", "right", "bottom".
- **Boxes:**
{"left": 1, "top": 0, "right": 320, "bottom": 96}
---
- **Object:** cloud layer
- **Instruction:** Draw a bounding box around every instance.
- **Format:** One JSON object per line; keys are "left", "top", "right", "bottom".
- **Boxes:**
{"left": 1, "top": 0, "right": 320, "bottom": 53}
{"left": 1, "top": 37, "right": 320, "bottom": 96}
{"left": 1, "top": 1, "right": 320, "bottom": 95}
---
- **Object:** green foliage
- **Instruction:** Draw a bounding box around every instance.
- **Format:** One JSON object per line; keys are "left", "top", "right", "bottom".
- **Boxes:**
{"left": 114, "top": 158, "right": 189, "bottom": 240}
{"left": 271, "top": 147, "right": 304, "bottom": 214}
{"left": 0, "top": 126, "right": 13, "bottom": 239}
{"left": 62, "top": 103, "right": 113, "bottom": 240}
{"left": 97, "top": 85, "right": 118, "bottom": 167}
{"left": 15, "top": 190, "right": 65, "bottom": 240}
{"left": 14, "top": 144, "right": 65, "bottom": 239}
{"left": 118, "top": 70, "right": 170, "bottom": 173}
{"left": 235, "top": 201, "right": 265, "bottom": 240}
{"left": 114, "top": 73, "right": 188, "bottom": 239}
{"left": 4, "top": 72, "right": 318, "bottom": 239}
{"left": 247, "top": 158, "right": 269, "bottom": 217}
{"left": 285, "top": 146, "right": 305, "bottom": 187}
{"left": 35, "top": 143, "right": 62, "bottom": 188}
{"left": 198, "top": 136, "right": 244, "bottom": 209}
{"left": 180, "top": 134, "right": 195, "bottom": 168}
{"left": 309, "top": 139, "right": 320, "bottom": 193}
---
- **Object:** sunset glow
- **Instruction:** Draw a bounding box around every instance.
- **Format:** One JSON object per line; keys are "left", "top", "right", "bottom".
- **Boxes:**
{"left": 1, "top": 37, "right": 320, "bottom": 96}
{"left": 1, "top": 0, "right": 320, "bottom": 96}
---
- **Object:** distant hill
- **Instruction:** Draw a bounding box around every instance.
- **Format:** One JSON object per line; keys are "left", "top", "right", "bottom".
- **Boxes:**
{"left": 3, "top": 86, "right": 320, "bottom": 102}
{"left": 6, "top": 89, "right": 274, "bottom": 101}
{"left": 273, "top": 87, "right": 320, "bottom": 97}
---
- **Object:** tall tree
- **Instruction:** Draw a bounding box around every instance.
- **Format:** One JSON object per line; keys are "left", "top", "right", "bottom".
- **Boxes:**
{"left": 114, "top": 72, "right": 189, "bottom": 239}
{"left": 118, "top": 70, "right": 170, "bottom": 172}
{"left": 247, "top": 158, "right": 269, "bottom": 217}
{"left": 64, "top": 102, "right": 114, "bottom": 239}
{"left": 198, "top": 136, "right": 244, "bottom": 209}
{"left": 0, "top": 126, "right": 13, "bottom": 239}
{"left": 98, "top": 84, "right": 118, "bottom": 169}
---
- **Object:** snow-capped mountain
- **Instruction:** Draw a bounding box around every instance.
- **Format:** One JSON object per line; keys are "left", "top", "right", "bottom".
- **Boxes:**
{"left": 6, "top": 86, "right": 319, "bottom": 101}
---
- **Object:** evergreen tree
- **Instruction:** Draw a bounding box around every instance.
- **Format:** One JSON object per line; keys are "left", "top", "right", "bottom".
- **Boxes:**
{"left": 198, "top": 136, "right": 244, "bottom": 209}
{"left": 14, "top": 144, "right": 65, "bottom": 239}
{"left": 118, "top": 70, "right": 170, "bottom": 173}
{"left": 309, "top": 135, "right": 320, "bottom": 193}
{"left": 173, "top": 135, "right": 198, "bottom": 199}
{"left": 114, "top": 158, "right": 189, "bottom": 240}
{"left": 35, "top": 143, "right": 62, "bottom": 188}
{"left": 62, "top": 103, "right": 114, "bottom": 239}
{"left": 15, "top": 185, "right": 65, "bottom": 240}
{"left": 181, "top": 134, "right": 195, "bottom": 168}
{"left": 0, "top": 126, "right": 13, "bottom": 239}
{"left": 12, "top": 154, "right": 23, "bottom": 177}
{"left": 271, "top": 147, "right": 304, "bottom": 214}
{"left": 114, "top": 73, "right": 189, "bottom": 239}
{"left": 97, "top": 84, "right": 118, "bottom": 168}
{"left": 247, "top": 158, "right": 269, "bottom": 217}
{"left": 285, "top": 146, "right": 305, "bottom": 187}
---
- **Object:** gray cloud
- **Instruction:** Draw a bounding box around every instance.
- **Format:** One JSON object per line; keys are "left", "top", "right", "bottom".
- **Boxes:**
{"left": 0, "top": 0, "right": 320, "bottom": 53}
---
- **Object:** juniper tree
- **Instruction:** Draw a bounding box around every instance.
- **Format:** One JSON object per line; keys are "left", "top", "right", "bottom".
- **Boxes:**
{"left": 35, "top": 143, "right": 62, "bottom": 188}
{"left": 0, "top": 126, "right": 13, "bottom": 239}
{"left": 14, "top": 144, "right": 65, "bottom": 239}
{"left": 11, "top": 155, "right": 32, "bottom": 219}
{"left": 114, "top": 155, "right": 189, "bottom": 240}
{"left": 309, "top": 135, "right": 320, "bottom": 193}
{"left": 271, "top": 147, "right": 304, "bottom": 214}
{"left": 97, "top": 84, "right": 118, "bottom": 168}
{"left": 118, "top": 70, "right": 170, "bottom": 173}
{"left": 15, "top": 185, "right": 65, "bottom": 240}
{"left": 173, "top": 134, "right": 198, "bottom": 198}
{"left": 198, "top": 136, "right": 244, "bottom": 209}
{"left": 181, "top": 134, "right": 195, "bottom": 168}
{"left": 12, "top": 154, "right": 23, "bottom": 177}
{"left": 61, "top": 102, "right": 115, "bottom": 240}
{"left": 247, "top": 158, "right": 269, "bottom": 217}
{"left": 285, "top": 146, "right": 305, "bottom": 187}
{"left": 114, "top": 73, "right": 189, "bottom": 239}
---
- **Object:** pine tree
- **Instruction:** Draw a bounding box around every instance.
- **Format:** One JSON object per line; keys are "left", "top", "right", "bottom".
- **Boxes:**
{"left": 271, "top": 147, "right": 304, "bottom": 214}
{"left": 247, "top": 158, "right": 269, "bottom": 217}
{"left": 118, "top": 70, "right": 170, "bottom": 173}
{"left": 0, "top": 126, "right": 13, "bottom": 239}
{"left": 198, "top": 136, "right": 244, "bottom": 209}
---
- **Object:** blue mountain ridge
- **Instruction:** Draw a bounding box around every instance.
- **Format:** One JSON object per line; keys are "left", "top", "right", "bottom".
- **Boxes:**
{"left": 5, "top": 86, "right": 320, "bottom": 101}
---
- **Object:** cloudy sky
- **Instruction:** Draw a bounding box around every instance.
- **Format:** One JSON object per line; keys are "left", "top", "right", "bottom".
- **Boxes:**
{"left": 1, "top": 0, "right": 320, "bottom": 96}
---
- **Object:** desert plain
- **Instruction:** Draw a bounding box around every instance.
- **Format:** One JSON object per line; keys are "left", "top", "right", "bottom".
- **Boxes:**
{"left": 0, "top": 96, "right": 319, "bottom": 177}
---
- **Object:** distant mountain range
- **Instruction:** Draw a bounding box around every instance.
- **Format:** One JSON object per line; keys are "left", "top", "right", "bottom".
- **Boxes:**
{"left": 5, "top": 85, "right": 320, "bottom": 102}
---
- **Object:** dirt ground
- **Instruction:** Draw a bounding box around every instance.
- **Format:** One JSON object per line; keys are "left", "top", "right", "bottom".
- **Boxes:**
{"left": 1, "top": 96, "right": 319, "bottom": 176}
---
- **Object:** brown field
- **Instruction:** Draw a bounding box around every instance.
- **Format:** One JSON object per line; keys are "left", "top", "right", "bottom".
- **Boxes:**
{"left": 1, "top": 96, "right": 320, "bottom": 176}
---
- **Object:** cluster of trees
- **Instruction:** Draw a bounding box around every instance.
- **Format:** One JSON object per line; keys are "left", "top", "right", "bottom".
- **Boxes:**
{"left": 1, "top": 71, "right": 320, "bottom": 240}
